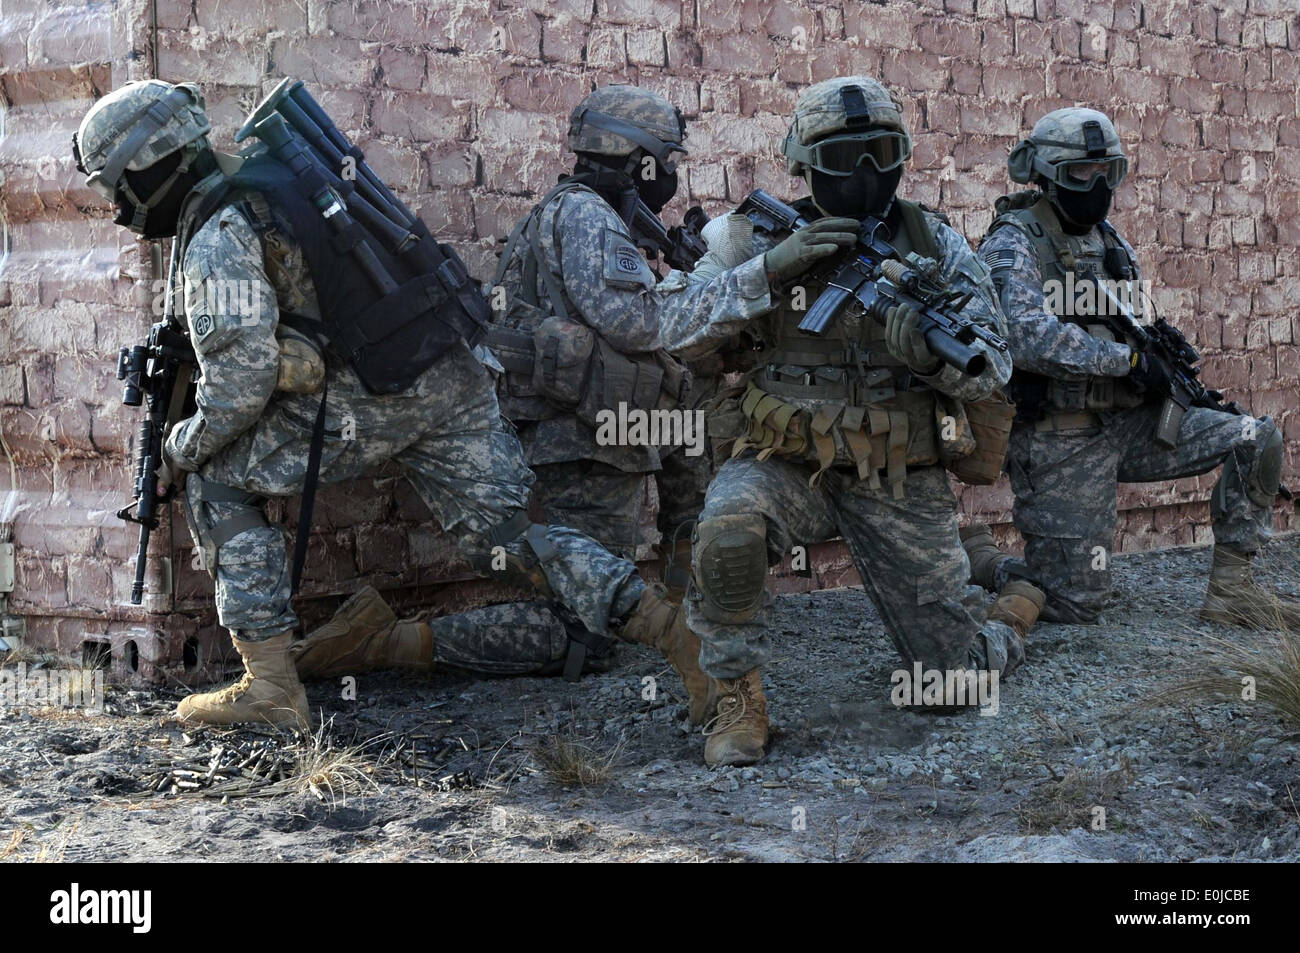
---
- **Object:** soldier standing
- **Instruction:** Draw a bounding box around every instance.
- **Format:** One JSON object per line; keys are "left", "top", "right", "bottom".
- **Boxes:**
{"left": 967, "top": 108, "right": 1299, "bottom": 629}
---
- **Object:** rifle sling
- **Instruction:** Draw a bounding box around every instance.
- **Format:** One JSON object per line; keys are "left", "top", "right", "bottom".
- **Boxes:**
{"left": 290, "top": 379, "right": 329, "bottom": 597}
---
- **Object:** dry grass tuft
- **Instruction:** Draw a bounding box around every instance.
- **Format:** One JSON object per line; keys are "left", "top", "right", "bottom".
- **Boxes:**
{"left": 531, "top": 734, "right": 624, "bottom": 788}
{"left": 1151, "top": 627, "right": 1300, "bottom": 729}
{"left": 1015, "top": 759, "right": 1135, "bottom": 834}
{"left": 287, "top": 719, "right": 384, "bottom": 807}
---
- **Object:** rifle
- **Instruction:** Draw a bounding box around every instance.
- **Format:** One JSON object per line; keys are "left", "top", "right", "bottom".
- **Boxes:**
{"left": 630, "top": 199, "right": 709, "bottom": 272}
{"left": 1093, "top": 280, "right": 1229, "bottom": 446}
{"left": 115, "top": 319, "right": 196, "bottom": 605}
{"left": 736, "top": 189, "right": 1008, "bottom": 376}
{"left": 1092, "top": 281, "right": 1291, "bottom": 498}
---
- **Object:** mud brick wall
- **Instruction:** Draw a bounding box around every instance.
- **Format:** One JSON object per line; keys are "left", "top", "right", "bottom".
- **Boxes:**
{"left": 1, "top": 0, "right": 1296, "bottom": 678}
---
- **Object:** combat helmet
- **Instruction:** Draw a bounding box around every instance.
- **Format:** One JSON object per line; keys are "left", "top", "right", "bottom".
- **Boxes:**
{"left": 73, "top": 80, "right": 211, "bottom": 229}
{"left": 567, "top": 84, "right": 687, "bottom": 172}
{"left": 781, "top": 76, "right": 912, "bottom": 177}
{"left": 1007, "top": 107, "right": 1127, "bottom": 192}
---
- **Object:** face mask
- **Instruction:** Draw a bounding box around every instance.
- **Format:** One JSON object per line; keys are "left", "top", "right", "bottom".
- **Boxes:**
{"left": 807, "top": 165, "right": 901, "bottom": 220}
{"left": 1049, "top": 178, "right": 1112, "bottom": 231}
{"left": 113, "top": 152, "right": 193, "bottom": 238}
{"left": 637, "top": 166, "right": 678, "bottom": 214}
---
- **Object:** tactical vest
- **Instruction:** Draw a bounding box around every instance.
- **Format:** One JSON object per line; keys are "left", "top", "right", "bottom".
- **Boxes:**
{"left": 736, "top": 198, "right": 948, "bottom": 497}
{"left": 986, "top": 191, "right": 1143, "bottom": 415}
{"left": 487, "top": 178, "right": 690, "bottom": 429}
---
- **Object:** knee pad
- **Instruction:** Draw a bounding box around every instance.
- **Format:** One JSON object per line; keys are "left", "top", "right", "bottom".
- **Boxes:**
{"left": 691, "top": 512, "right": 768, "bottom": 624}
{"left": 1245, "top": 418, "right": 1283, "bottom": 509}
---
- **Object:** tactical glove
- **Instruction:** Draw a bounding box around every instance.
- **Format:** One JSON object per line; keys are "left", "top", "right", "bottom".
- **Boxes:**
{"left": 884, "top": 302, "right": 942, "bottom": 375}
{"left": 1128, "top": 349, "right": 1172, "bottom": 394}
{"left": 763, "top": 216, "right": 859, "bottom": 282}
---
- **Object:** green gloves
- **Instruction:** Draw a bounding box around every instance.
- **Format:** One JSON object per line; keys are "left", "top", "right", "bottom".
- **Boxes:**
{"left": 884, "top": 302, "right": 942, "bottom": 375}
{"left": 763, "top": 216, "right": 859, "bottom": 282}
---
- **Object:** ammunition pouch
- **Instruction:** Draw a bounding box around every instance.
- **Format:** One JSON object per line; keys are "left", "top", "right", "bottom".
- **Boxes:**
{"left": 731, "top": 379, "right": 940, "bottom": 497}
{"left": 944, "top": 391, "right": 1016, "bottom": 486}
{"left": 274, "top": 323, "right": 326, "bottom": 394}
{"left": 533, "top": 313, "right": 596, "bottom": 408}
{"left": 491, "top": 311, "right": 690, "bottom": 428}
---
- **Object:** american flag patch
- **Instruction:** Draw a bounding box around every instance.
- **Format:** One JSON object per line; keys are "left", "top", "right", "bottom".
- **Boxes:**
{"left": 980, "top": 247, "right": 1017, "bottom": 273}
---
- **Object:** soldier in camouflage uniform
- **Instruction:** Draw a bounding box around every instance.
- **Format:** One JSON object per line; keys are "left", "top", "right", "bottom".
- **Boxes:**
{"left": 967, "top": 107, "right": 1299, "bottom": 629}
{"left": 74, "top": 80, "right": 706, "bottom": 730}
{"left": 405, "top": 85, "right": 856, "bottom": 716}
{"left": 668, "top": 77, "right": 1045, "bottom": 766}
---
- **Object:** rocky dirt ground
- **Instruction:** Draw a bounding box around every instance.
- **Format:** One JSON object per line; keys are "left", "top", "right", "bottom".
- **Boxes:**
{"left": 2, "top": 536, "right": 1299, "bottom": 863}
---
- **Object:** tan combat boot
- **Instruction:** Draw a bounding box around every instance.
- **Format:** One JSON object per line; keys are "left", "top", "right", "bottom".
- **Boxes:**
{"left": 960, "top": 523, "right": 1010, "bottom": 591}
{"left": 622, "top": 583, "right": 715, "bottom": 725}
{"left": 1200, "top": 545, "right": 1300, "bottom": 629}
{"left": 987, "top": 579, "right": 1046, "bottom": 639}
{"left": 290, "top": 586, "right": 433, "bottom": 680}
{"left": 703, "top": 668, "right": 768, "bottom": 767}
{"left": 176, "top": 632, "right": 310, "bottom": 731}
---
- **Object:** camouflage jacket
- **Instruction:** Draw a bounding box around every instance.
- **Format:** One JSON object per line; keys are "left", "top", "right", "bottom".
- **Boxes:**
{"left": 978, "top": 203, "right": 1137, "bottom": 382}
{"left": 162, "top": 173, "right": 463, "bottom": 494}
{"left": 497, "top": 183, "right": 773, "bottom": 472}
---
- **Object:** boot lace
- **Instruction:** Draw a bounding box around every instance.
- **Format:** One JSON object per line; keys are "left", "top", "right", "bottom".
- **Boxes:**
{"left": 702, "top": 678, "right": 750, "bottom": 738}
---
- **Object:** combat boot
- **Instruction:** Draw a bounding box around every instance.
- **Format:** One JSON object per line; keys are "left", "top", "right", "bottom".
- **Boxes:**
{"left": 1200, "top": 545, "right": 1300, "bottom": 629}
{"left": 290, "top": 586, "right": 433, "bottom": 680}
{"left": 703, "top": 668, "right": 768, "bottom": 767}
{"left": 960, "top": 523, "right": 1010, "bottom": 591}
{"left": 987, "top": 579, "right": 1046, "bottom": 639}
{"left": 176, "top": 632, "right": 310, "bottom": 731}
{"left": 622, "top": 583, "right": 714, "bottom": 725}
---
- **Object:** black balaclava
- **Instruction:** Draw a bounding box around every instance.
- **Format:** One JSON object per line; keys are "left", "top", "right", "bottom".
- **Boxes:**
{"left": 1046, "top": 178, "right": 1112, "bottom": 234}
{"left": 575, "top": 149, "right": 678, "bottom": 216}
{"left": 113, "top": 151, "right": 199, "bottom": 239}
{"left": 807, "top": 164, "right": 902, "bottom": 220}
{"left": 638, "top": 163, "right": 678, "bottom": 214}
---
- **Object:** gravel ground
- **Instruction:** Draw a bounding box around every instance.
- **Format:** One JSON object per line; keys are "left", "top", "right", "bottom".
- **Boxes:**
{"left": 2, "top": 536, "right": 1298, "bottom": 863}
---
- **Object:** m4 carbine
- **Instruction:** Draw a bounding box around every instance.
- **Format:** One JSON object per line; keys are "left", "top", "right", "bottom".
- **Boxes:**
{"left": 115, "top": 320, "right": 197, "bottom": 605}
{"left": 1093, "top": 279, "right": 1247, "bottom": 451}
{"left": 736, "top": 189, "right": 1008, "bottom": 376}
{"left": 630, "top": 199, "right": 709, "bottom": 272}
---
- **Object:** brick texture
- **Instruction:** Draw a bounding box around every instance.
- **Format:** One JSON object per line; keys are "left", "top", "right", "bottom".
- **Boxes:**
{"left": 1, "top": 0, "right": 1296, "bottom": 682}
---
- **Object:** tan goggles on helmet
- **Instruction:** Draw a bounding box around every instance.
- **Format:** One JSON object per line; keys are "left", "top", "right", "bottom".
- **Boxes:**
{"left": 1046, "top": 155, "right": 1128, "bottom": 191}
{"left": 85, "top": 169, "right": 120, "bottom": 201}
{"left": 788, "top": 130, "right": 912, "bottom": 175}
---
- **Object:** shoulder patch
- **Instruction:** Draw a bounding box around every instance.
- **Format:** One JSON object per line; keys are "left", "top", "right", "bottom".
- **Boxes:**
{"left": 981, "top": 246, "right": 1018, "bottom": 274}
{"left": 192, "top": 313, "right": 215, "bottom": 341}
{"left": 602, "top": 227, "right": 654, "bottom": 289}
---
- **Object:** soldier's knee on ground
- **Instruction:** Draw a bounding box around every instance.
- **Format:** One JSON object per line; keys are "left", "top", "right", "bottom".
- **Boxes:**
{"left": 692, "top": 512, "right": 768, "bottom": 624}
